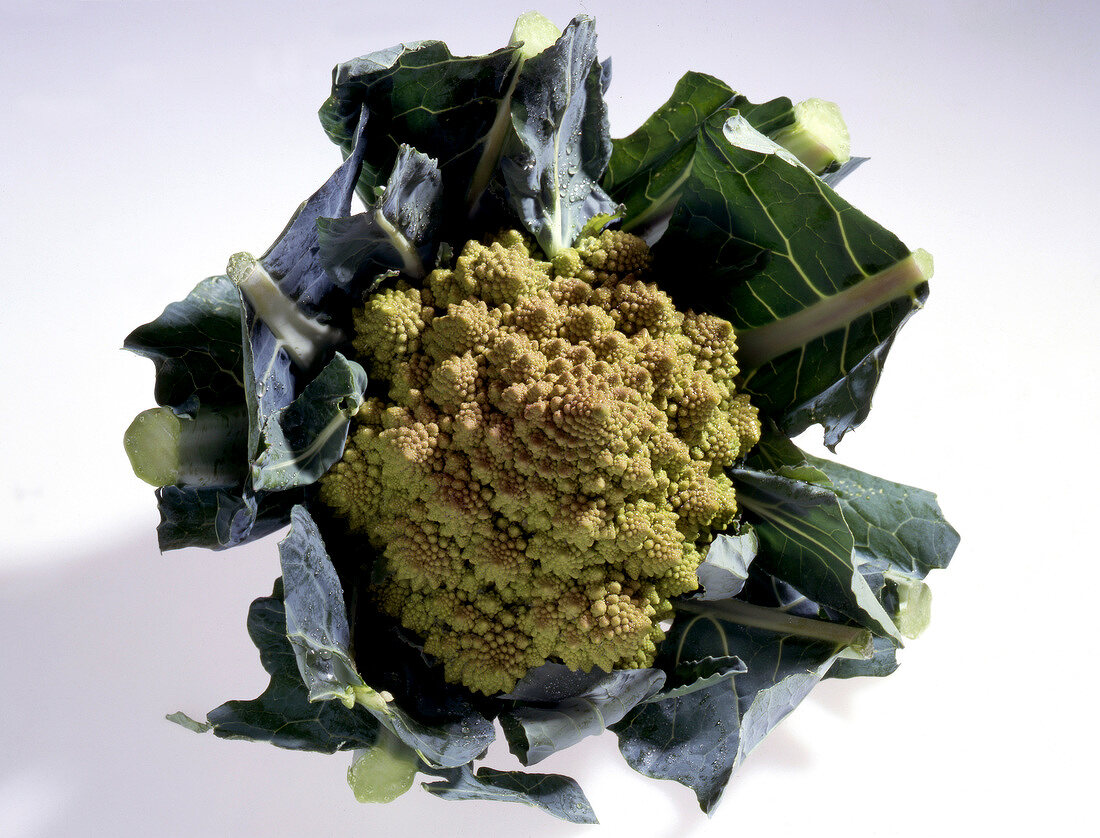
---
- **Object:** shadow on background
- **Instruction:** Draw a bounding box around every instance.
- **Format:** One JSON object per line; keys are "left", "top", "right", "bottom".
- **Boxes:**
{"left": 3, "top": 530, "right": 763, "bottom": 837}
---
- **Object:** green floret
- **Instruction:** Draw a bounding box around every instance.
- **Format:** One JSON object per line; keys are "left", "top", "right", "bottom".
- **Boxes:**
{"left": 553, "top": 228, "right": 653, "bottom": 284}
{"left": 351, "top": 281, "right": 430, "bottom": 383}
{"left": 320, "top": 229, "right": 762, "bottom": 695}
{"left": 430, "top": 233, "right": 549, "bottom": 307}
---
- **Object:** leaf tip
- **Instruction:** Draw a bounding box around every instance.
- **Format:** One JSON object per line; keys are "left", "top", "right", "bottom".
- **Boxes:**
{"left": 166, "top": 711, "right": 212, "bottom": 734}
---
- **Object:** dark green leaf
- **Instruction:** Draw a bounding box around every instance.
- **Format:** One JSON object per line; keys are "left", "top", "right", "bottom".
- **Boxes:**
{"left": 603, "top": 73, "right": 733, "bottom": 242}
{"left": 261, "top": 107, "right": 370, "bottom": 308}
{"left": 739, "top": 566, "right": 836, "bottom": 620}
{"left": 778, "top": 328, "right": 912, "bottom": 451}
{"left": 827, "top": 635, "right": 899, "bottom": 679}
{"left": 320, "top": 40, "right": 521, "bottom": 235}
{"left": 153, "top": 485, "right": 295, "bottom": 551}
{"left": 238, "top": 109, "right": 370, "bottom": 473}
{"left": 278, "top": 508, "right": 495, "bottom": 767}
{"left": 124, "top": 275, "right": 244, "bottom": 410}
{"left": 126, "top": 271, "right": 309, "bottom": 551}
{"left": 375, "top": 685, "right": 496, "bottom": 770}
{"left": 279, "top": 505, "right": 365, "bottom": 704}
{"left": 654, "top": 113, "right": 928, "bottom": 447}
{"left": 252, "top": 353, "right": 368, "bottom": 491}
{"left": 318, "top": 144, "right": 443, "bottom": 288}
{"left": 694, "top": 529, "right": 758, "bottom": 600}
{"left": 500, "top": 669, "right": 664, "bottom": 765}
{"left": 238, "top": 137, "right": 360, "bottom": 466}
{"left": 730, "top": 94, "right": 796, "bottom": 135}
{"left": 602, "top": 73, "right": 793, "bottom": 242}
{"left": 744, "top": 426, "right": 830, "bottom": 483}
{"left": 124, "top": 277, "right": 266, "bottom": 550}
{"left": 206, "top": 584, "right": 382, "bottom": 752}
{"left": 502, "top": 16, "right": 616, "bottom": 255}
{"left": 604, "top": 72, "right": 734, "bottom": 194}
{"left": 611, "top": 140, "right": 694, "bottom": 243}
{"left": 802, "top": 453, "right": 958, "bottom": 639}
{"left": 239, "top": 310, "right": 294, "bottom": 465}
{"left": 422, "top": 764, "right": 598, "bottom": 824}
{"left": 644, "top": 655, "right": 747, "bottom": 702}
{"left": 503, "top": 662, "right": 618, "bottom": 703}
{"left": 733, "top": 568, "right": 894, "bottom": 678}
{"left": 805, "top": 454, "right": 960, "bottom": 580}
{"left": 354, "top": 621, "right": 500, "bottom": 771}
{"left": 746, "top": 429, "right": 958, "bottom": 638}
{"left": 731, "top": 462, "right": 901, "bottom": 640}
{"left": 612, "top": 611, "right": 845, "bottom": 813}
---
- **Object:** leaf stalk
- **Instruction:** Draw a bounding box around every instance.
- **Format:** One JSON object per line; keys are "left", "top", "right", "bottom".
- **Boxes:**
{"left": 676, "top": 598, "right": 872, "bottom": 654}
{"left": 736, "top": 249, "right": 932, "bottom": 370}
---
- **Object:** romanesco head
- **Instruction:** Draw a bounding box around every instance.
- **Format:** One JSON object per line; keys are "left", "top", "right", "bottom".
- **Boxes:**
{"left": 320, "top": 229, "right": 762, "bottom": 695}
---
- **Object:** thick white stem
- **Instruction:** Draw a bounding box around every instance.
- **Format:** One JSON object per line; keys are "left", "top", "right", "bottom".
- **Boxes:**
{"left": 228, "top": 252, "right": 343, "bottom": 369}
{"left": 123, "top": 405, "right": 247, "bottom": 487}
{"left": 373, "top": 209, "right": 424, "bottom": 278}
{"left": 769, "top": 98, "right": 852, "bottom": 175}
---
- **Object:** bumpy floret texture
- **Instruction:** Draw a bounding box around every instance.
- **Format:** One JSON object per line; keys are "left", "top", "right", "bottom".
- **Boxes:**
{"left": 321, "top": 229, "right": 761, "bottom": 694}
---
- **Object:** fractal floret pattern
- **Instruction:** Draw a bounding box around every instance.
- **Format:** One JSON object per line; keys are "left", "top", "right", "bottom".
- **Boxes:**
{"left": 320, "top": 229, "right": 761, "bottom": 694}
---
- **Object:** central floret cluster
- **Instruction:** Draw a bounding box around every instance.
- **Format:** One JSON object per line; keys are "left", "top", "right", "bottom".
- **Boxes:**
{"left": 320, "top": 229, "right": 761, "bottom": 694}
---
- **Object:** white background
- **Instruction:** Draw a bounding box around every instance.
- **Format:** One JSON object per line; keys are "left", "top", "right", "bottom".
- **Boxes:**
{"left": 2, "top": 1, "right": 1097, "bottom": 836}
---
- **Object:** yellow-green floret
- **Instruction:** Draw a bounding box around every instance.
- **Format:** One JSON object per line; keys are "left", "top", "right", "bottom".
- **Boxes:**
{"left": 320, "top": 229, "right": 761, "bottom": 694}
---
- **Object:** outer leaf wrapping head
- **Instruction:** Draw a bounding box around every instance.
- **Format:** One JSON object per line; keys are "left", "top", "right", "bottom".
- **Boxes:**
{"left": 501, "top": 16, "right": 617, "bottom": 256}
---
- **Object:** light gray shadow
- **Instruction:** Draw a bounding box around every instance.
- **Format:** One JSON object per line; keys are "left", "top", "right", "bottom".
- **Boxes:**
{"left": 0, "top": 533, "right": 597, "bottom": 838}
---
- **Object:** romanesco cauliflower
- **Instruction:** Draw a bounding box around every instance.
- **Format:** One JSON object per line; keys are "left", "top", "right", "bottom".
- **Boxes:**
{"left": 320, "top": 228, "right": 761, "bottom": 694}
